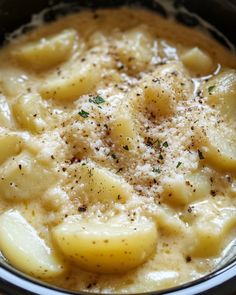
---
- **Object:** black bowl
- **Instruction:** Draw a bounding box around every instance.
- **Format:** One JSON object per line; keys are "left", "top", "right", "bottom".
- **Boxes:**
{"left": 0, "top": 0, "right": 235, "bottom": 294}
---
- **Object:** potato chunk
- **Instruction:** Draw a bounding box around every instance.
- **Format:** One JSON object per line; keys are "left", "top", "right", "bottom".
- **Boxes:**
{"left": 186, "top": 171, "right": 211, "bottom": 201}
{"left": 53, "top": 217, "right": 157, "bottom": 274}
{"left": 195, "top": 124, "right": 236, "bottom": 171}
{"left": 143, "top": 62, "right": 193, "bottom": 117}
{"left": 0, "top": 152, "right": 57, "bottom": 200}
{"left": 0, "top": 210, "right": 65, "bottom": 278}
{"left": 77, "top": 163, "right": 133, "bottom": 203}
{"left": 0, "top": 133, "right": 22, "bottom": 165}
{"left": 12, "top": 93, "right": 48, "bottom": 133}
{"left": 110, "top": 106, "right": 138, "bottom": 150}
{"left": 40, "top": 57, "right": 101, "bottom": 101}
{"left": 181, "top": 47, "right": 214, "bottom": 75}
{"left": 116, "top": 26, "right": 153, "bottom": 74}
{"left": 161, "top": 175, "right": 191, "bottom": 206}
{"left": 12, "top": 29, "right": 77, "bottom": 71}
{"left": 203, "top": 70, "right": 236, "bottom": 121}
{"left": 190, "top": 208, "right": 236, "bottom": 257}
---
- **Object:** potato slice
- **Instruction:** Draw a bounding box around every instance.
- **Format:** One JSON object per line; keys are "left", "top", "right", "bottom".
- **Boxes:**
{"left": 143, "top": 62, "right": 193, "bottom": 117}
{"left": 116, "top": 25, "right": 153, "bottom": 74}
{"left": 12, "top": 29, "right": 77, "bottom": 71}
{"left": 110, "top": 105, "right": 138, "bottom": 150}
{"left": 77, "top": 162, "right": 133, "bottom": 203}
{"left": 0, "top": 151, "right": 57, "bottom": 200}
{"left": 186, "top": 171, "right": 211, "bottom": 201}
{"left": 181, "top": 47, "right": 214, "bottom": 75}
{"left": 53, "top": 217, "right": 157, "bottom": 274}
{"left": 12, "top": 93, "right": 48, "bottom": 133}
{"left": 0, "top": 133, "right": 22, "bottom": 165}
{"left": 195, "top": 124, "right": 236, "bottom": 171}
{"left": 161, "top": 175, "right": 191, "bottom": 206}
{"left": 203, "top": 70, "right": 236, "bottom": 120}
{"left": 0, "top": 210, "right": 65, "bottom": 278}
{"left": 190, "top": 208, "right": 236, "bottom": 257}
{"left": 40, "top": 57, "right": 101, "bottom": 101}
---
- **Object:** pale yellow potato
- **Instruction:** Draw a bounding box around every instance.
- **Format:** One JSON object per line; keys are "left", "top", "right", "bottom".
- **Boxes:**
{"left": 0, "top": 6, "right": 235, "bottom": 293}
{"left": 0, "top": 210, "right": 65, "bottom": 278}
{"left": 53, "top": 217, "right": 157, "bottom": 274}
{"left": 195, "top": 124, "right": 236, "bottom": 171}
{"left": 203, "top": 70, "right": 236, "bottom": 120}
{"left": 181, "top": 47, "right": 214, "bottom": 75}
{"left": 77, "top": 162, "right": 133, "bottom": 203}
{"left": 161, "top": 175, "right": 191, "bottom": 206}
{"left": 0, "top": 151, "right": 57, "bottom": 200}
{"left": 110, "top": 105, "right": 138, "bottom": 149}
{"left": 143, "top": 62, "right": 193, "bottom": 117}
{"left": 0, "top": 95, "right": 14, "bottom": 128}
{"left": 190, "top": 208, "right": 236, "bottom": 257}
{"left": 116, "top": 26, "right": 153, "bottom": 74}
{"left": 144, "top": 80, "right": 175, "bottom": 117}
{"left": 40, "top": 57, "right": 101, "bottom": 101}
{"left": 186, "top": 171, "right": 211, "bottom": 201}
{"left": 0, "top": 133, "right": 22, "bottom": 164}
{"left": 12, "top": 29, "right": 77, "bottom": 71}
{"left": 12, "top": 93, "right": 48, "bottom": 133}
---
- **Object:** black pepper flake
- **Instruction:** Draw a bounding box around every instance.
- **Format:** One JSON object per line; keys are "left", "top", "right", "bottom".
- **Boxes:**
{"left": 159, "top": 153, "right": 164, "bottom": 160}
{"left": 123, "top": 145, "right": 129, "bottom": 151}
{"left": 197, "top": 149, "right": 205, "bottom": 160}
{"left": 111, "top": 153, "right": 117, "bottom": 159}
{"left": 18, "top": 164, "right": 22, "bottom": 170}
{"left": 210, "top": 190, "right": 216, "bottom": 197}
{"left": 78, "top": 205, "right": 87, "bottom": 212}
{"left": 186, "top": 256, "right": 192, "bottom": 263}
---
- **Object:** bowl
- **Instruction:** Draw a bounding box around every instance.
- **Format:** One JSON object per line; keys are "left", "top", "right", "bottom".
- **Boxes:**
{"left": 0, "top": 0, "right": 235, "bottom": 294}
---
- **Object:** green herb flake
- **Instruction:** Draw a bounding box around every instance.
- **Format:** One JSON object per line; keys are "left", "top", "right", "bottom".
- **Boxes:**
{"left": 176, "top": 161, "right": 182, "bottom": 168}
{"left": 198, "top": 149, "right": 205, "bottom": 160}
{"left": 152, "top": 168, "right": 161, "bottom": 173}
{"left": 208, "top": 85, "right": 215, "bottom": 93}
{"left": 89, "top": 96, "right": 105, "bottom": 104}
{"left": 123, "top": 145, "right": 129, "bottom": 151}
{"left": 159, "top": 153, "right": 164, "bottom": 160}
{"left": 163, "top": 141, "right": 168, "bottom": 148}
{"left": 78, "top": 109, "right": 89, "bottom": 118}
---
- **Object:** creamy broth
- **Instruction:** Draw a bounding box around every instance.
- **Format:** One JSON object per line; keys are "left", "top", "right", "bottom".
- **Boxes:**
{"left": 0, "top": 7, "right": 235, "bottom": 293}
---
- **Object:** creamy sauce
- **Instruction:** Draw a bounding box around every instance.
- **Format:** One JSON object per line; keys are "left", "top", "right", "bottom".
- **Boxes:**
{"left": 0, "top": 7, "right": 235, "bottom": 293}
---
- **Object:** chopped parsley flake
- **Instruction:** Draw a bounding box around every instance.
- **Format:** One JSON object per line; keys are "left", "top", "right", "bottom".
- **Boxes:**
{"left": 208, "top": 85, "right": 215, "bottom": 93}
{"left": 89, "top": 96, "right": 105, "bottom": 104}
{"left": 176, "top": 161, "right": 182, "bottom": 168}
{"left": 198, "top": 149, "right": 205, "bottom": 160}
{"left": 78, "top": 109, "right": 89, "bottom": 118}
{"left": 163, "top": 141, "right": 168, "bottom": 148}
{"left": 152, "top": 168, "right": 161, "bottom": 173}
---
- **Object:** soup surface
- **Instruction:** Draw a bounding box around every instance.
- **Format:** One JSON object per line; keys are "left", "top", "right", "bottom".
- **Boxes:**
{"left": 0, "top": 7, "right": 236, "bottom": 293}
